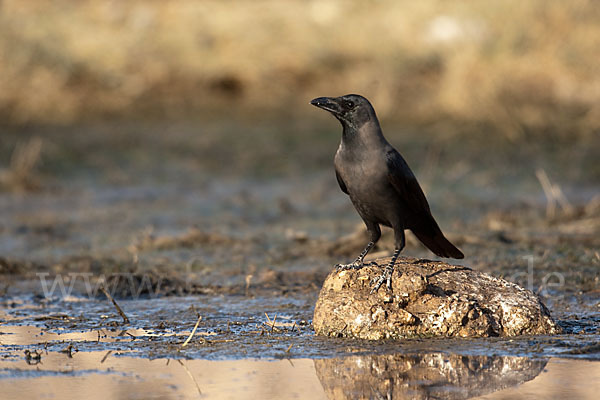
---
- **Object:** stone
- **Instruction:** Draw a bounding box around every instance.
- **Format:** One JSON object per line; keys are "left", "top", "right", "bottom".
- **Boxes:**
{"left": 313, "top": 257, "right": 561, "bottom": 339}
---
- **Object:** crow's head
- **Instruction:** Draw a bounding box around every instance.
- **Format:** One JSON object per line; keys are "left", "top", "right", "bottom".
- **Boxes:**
{"left": 310, "top": 94, "right": 375, "bottom": 128}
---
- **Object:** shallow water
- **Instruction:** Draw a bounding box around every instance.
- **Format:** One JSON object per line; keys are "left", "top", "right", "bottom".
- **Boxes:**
{"left": 2, "top": 353, "right": 600, "bottom": 400}
{"left": 1, "top": 293, "right": 600, "bottom": 399}
{"left": 1, "top": 326, "right": 600, "bottom": 399}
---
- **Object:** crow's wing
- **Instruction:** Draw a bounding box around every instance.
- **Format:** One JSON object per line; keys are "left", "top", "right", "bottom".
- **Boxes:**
{"left": 335, "top": 167, "right": 349, "bottom": 195}
{"left": 386, "top": 148, "right": 464, "bottom": 259}
{"left": 385, "top": 148, "right": 432, "bottom": 219}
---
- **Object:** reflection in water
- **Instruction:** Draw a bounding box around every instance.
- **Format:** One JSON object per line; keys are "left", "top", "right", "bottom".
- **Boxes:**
{"left": 0, "top": 352, "right": 326, "bottom": 400}
{"left": 314, "top": 353, "right": 548, "bottom": 400}
{"left": 2, "top": 348, "right": 600, "bottom": 399}
{"left": 0, "top": 322, "right": 597, "bottom": 400}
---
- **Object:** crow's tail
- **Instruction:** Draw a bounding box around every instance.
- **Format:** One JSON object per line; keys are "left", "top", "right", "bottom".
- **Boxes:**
{"left": 411, "top": 228, "right": 464, "bottom": 259}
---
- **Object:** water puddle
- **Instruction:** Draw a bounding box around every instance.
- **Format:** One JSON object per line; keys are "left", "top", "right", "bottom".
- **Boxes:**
{"left": 2, "top": 289, "right": 600, "bottom": 399}
{"left": 1, "top": 348, "right": 600, "bottom": 399}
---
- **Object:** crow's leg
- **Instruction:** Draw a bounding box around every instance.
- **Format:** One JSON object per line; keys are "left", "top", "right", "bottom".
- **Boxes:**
{"left": 371, "top": 228, "right": 405, "bottom": 292}
{"left": 336, "top": 240, "right": 375, "bottom": 271}
{"left": 336, "top": 222, "right": 381, "bottom": 271}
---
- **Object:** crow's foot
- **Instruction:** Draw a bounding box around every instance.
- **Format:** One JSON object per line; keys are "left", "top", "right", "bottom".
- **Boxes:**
{"left": 370, "top": 266, "right": 395, "bottom": 293}
{"left": 335, "top": 260, "right": 365, "bottom": 272}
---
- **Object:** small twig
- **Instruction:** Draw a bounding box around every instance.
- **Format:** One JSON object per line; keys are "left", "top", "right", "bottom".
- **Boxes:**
{"left": 100, "top": 286, "right": 129, "bottom": 324}
{"left": 271, "top": 314, "right": 277, "bottom": 332}
{"left": 264, "top": 312, "right": 282, "bottom": 333}
{"left": 178, "top": 360, "right": 202, "bottom": 396}
{"left": 285, "top": 344, "right": 293, "bottom": 353}
{"left": 245, "top": 274, "right": 253, "bottom": 296}
{"left": 181, "top": 314, "right": 202, "bottom": 348}
{"left": 536, "top": 169, "right": 556, "bottom": 218}
{"left": 536, "top": 169, "right": 574, "bottom": 218}
{"left": 100, "top": 351, "right": 112, "bottom": 363}
{"left": 60, "top": 343, "right": 74, "bottom": 358}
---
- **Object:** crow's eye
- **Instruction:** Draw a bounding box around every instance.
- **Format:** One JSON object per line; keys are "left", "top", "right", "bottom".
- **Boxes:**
{"left": 343, "top": 100, "right": 355, "bottom": 109}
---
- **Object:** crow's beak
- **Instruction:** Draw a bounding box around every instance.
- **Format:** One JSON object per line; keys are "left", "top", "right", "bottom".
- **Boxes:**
{"left": 310, "top": 97, "right": 341, "bottom": 114}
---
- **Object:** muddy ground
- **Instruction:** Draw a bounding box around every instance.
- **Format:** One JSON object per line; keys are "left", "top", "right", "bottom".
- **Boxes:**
{"left": 0, "top": 119, "right": 599, "bottom": 397}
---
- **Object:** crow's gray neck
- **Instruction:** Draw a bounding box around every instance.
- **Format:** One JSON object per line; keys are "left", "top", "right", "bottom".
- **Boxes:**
{"left": 341, "top": 124, "right": 359, "bottom": 144}
{"left": 341, "top": 119, "right": 387, "bottom": 151}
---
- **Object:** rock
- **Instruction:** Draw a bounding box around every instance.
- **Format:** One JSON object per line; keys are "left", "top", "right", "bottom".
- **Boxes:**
{"left": 314, "top": 353, "right": 547, "bottom": 400}
{"left": 313, "top": 257, "right": 561, "bottom": 339}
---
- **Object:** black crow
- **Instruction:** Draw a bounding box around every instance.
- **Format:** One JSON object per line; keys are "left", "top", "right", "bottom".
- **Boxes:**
{"left": 311, "top": 94, "right": 464, "bottom": 292}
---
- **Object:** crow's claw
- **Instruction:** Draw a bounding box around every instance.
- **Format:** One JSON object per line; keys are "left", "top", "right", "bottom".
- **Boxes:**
{"left": 370, "top": 268, "right": 393, "bottom": 293}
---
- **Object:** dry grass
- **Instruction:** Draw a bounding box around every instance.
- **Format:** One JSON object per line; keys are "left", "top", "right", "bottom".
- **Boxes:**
{"left": 0, "top": 137, "right": 43, "bottom": 192}
{"left": 0, "top": 0, "right": 599, "bottom": 139}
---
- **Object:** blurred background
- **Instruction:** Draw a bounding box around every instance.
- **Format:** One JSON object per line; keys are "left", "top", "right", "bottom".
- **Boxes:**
{"left": 0, "top": 0, "right": 598, "bottom": 297}
{"left": 0, "top": 0, "right": 599, "bottom": 131}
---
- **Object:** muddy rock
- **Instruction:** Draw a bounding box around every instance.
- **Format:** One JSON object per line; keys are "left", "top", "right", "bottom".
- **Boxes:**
{"left": 313, "top": 257, "right": 561, "bottom": 339}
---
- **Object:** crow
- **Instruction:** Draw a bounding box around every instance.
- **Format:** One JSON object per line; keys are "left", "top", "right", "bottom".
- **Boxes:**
{"left": 311, "top": 94, "right": 464, "bottom": 292}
